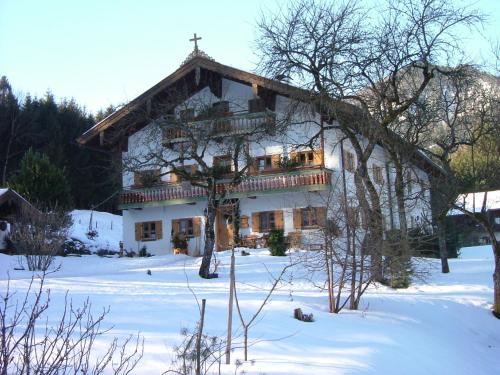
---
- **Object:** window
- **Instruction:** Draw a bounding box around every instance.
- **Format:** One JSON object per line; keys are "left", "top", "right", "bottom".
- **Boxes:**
{"left": 171, "top": 164, "right": 197, "bottom": 183}
{"left": 134, "top": 169, "right": 161, "bottom": 187}
{"left": 213, "top": 155, "right": 232, "bottom": 174}
{"left": 373, "top": 164, "right": 384, "bottom": 185}
{"left": 248, "top": 98, "right": 265, "bottom": 113}
{"left": 296, "top": 151, "right": 315, "bottom": 166}
{"left": 255, "top": 155, "right": 280, "bottom": 171}
{"left": 252, "top": 210, "right": 284, "bottom": 232}
{"left": 301, "top": 207, "right": 318, "bottom": 228}
{"left": 293, "top": 207, "right": 327, "bottom": 229}
{"left": 212, "top": 100, "right": 230, "bottom": 114}
{"left": 240, "top": 215, "right": 249, "bottom": 229}
{"left": 179, "top": 108, "right": 194, "bottom": 122}
{"left": 260, "top": 211, "right": 276, "bottom": 232}
{"left": 172, "top": 218, "right": 201, "bottom": 237}
{"left": 494, "top": 217, "right": 500, "bottom": 225}
{"left": 343, "top": 151, "right": 355, "bottom": 172}
{"left": 135, "top": 221, "right": 163, "bottom": 241}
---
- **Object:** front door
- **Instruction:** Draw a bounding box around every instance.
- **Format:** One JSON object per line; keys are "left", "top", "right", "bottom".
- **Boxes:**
{"left": 216, "top": 204, "right": 235, "bottom": 251}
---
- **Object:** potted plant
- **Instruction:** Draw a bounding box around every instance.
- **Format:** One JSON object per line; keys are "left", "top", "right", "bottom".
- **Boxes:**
{"left": 172, "top": 233, "right": 188, "bottom": 255}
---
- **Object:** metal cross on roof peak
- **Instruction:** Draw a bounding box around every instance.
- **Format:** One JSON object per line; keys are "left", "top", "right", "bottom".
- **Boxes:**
{"left": 189, "top": 33, "right": 202, "bottom": 53}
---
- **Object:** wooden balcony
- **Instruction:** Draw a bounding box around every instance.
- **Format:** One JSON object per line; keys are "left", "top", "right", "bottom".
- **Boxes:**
{"left": 119, "top": 168, "right": 332, "bottom": 208}
{"left": 162, "top": 110, "right": 276, "bottom": 144}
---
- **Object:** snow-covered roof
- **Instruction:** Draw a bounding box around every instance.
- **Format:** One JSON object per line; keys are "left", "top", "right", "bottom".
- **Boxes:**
{"left": 0, "top": 188, "right": 8, "bottom": 197}
{"left": 448, "top": 190, "right": 500, "bottom": 215}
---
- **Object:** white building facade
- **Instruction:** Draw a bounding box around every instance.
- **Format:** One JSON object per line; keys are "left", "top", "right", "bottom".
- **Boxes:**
{"left": 79, "top": 54, "right": 435, "bottom": 256}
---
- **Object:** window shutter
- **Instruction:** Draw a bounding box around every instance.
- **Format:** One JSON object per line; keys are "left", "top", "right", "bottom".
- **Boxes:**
{"left": 172, "top": 219, "right": 180, "bottom": 236}
{"left": 193, "top": 217, "right": 202, "bottom": 236}
{"left": 135, "top": 223, "right": 143, "bottom": 241}
{"left": 293, "top": 209, "right": 302, "bottom": 229}
{"left": 134, "top": 172, "right": 142, "bottom": 187}
{"left": 314, "top": 149, "right": 323, "bottom": 166}
{"left": 271, "top": 154, "right": 281, "bottom": 169}
{"left": 249, "top": 158, "right": 257, "bottom": 174}
{"left": 252, "top": 212, "right": 260, "bottom": 232}
{"left": 156, "top": 221, "right": 163, "bottom": 240}
{"left": 191, "top": 165, "right": 198, "bottom": 176}
{"left": 317, "top": 207, "right": 327, "bottom": 228}
{"left": 275, "top": 210, "right": 284, "bottom": 229}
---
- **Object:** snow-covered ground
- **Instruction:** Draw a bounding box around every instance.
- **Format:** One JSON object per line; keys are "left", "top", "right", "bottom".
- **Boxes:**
{"left": 69, "top": 209, "right": 122, "bottom": 252}
{"left": 0, "top": 212, "right": 498, "bottom": 374}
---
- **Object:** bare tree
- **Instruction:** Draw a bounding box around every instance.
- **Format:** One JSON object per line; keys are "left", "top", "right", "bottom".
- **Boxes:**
{"left": 256, "top": 0, "right": 484, "bottom": 281}
{"left": 233, "top": 260, "right": 295, "bottom": 361}
{"left": 419, "top": 68, "right": 500, "bottom": 315}
{"left": 123, "top": 91, "right": 278, "bottom": 278}
{"left": 11, "top": 208, "right": 71, "bottom": 271}
{"left": 0, "top": 273, "right": 143, "bottom": 375}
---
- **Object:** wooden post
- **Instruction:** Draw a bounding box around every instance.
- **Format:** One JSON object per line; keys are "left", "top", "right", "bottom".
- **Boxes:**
{"left": 225, "top": 247, "right": 236, "bottom": 364}
{"left": 196, "top": 299, "right": 206, "bottom": 375}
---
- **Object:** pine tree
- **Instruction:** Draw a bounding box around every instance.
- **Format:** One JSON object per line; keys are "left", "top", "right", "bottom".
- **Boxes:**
{"left": 10, "top": 148, "right": 73, "bottom": 209}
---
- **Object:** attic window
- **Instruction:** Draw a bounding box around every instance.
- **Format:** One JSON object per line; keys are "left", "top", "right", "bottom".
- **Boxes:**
{"left": 179, "top": 108, "right": 194, "bottom": 122}
{"left": 212, "top": 101, "right": 230, "bottom": 114}
{"left": 248, "top": 98, "right": 265, "bottom": 113}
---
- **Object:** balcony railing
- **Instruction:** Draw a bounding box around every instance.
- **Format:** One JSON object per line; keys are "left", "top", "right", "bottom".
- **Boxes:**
{"left": 120, "top": 169, "right": 332, "bottom": 207}
{"left": 162, "top": 110, "right": 276, "bottom": 143}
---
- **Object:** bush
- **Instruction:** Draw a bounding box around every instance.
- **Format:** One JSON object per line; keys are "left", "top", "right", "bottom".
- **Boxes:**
{"left": 60, "top": 239, "right": 91, "bottom": 256}
{"left": 138, "top": 245, "right": 151, "bottom": 257}
{"left": 12, "top": 210, "right": 71, "bottom": 271}
{"left": 268, "top": 229, "right": 286, "bottom": 256}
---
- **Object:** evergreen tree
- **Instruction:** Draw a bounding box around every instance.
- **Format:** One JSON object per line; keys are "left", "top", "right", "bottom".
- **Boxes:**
{"left": 0, "top": 76, "right": 119, "bottom": 210}
{"left": 0, "top": 76, "right": 21, "bottom": 184}
{"left": 9, "top": 148, "right": 73, "bottom": 209}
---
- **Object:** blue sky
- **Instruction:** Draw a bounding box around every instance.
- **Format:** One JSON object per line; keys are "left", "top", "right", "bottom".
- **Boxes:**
{"left": 0, "top": 0, "right": 498, "bottom": 114}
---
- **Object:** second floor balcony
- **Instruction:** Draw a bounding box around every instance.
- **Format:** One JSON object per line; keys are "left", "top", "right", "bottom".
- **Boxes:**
{"left": 120, "top": 168, "right": 332, "bottom": 209}
{"left": 162, "top": 109, "right": 276, "bottom": 144}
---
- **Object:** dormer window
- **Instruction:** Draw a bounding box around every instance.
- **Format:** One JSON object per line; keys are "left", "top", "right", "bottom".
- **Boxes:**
{"left": 179, "top": 108, "right": 194, "bottom": 122}
{"left": 212, "top": 101, "right": 230, "bottom": 114}
{"left": 248, "top": 98, "right": 265, "bottom": 113}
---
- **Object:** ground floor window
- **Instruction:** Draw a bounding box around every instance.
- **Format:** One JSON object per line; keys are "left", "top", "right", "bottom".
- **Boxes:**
{"left": 252, "top": 210, "right": 284, "bottom": 232}
{"left": 172, "top": 217, "right": 201, "bottom": 237}
{"left": 135, "top": 221, "right": 163, "bottom": 241}
{"left": 293, "top": 207, "right": 327, "bottom": 229}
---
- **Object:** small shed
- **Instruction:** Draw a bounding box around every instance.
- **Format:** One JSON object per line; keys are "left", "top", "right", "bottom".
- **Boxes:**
{"left": 447, "top": 190, "right": 500, "bottom": 249}
{"left": 0, "top": 188, "right": 40, "bottom": 224}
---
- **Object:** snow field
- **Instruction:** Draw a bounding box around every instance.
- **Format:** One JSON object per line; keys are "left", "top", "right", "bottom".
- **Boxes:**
{"left": 0, "top": 211, "right": 498, "bottom": 374}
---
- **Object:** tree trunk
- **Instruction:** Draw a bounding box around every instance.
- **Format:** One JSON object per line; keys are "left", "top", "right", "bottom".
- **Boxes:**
{"left": 437, "top": 218, "right": 450, "bottom": 273}
{"left": 225, "top": 248, "right": 235, "bottom": 364}
{"left": 354, "top": 171, "right": 383, "bottom": 281}
{"left": 393, "top": 159, "right": 409, "bottom": 251}
{"left": 243, "top": 326, "right": 248, "bottom": 362}
{"left": 199, "top": 183, "right": 218, "bottom": 279}
{"left": 493, "top": 242, "right": 500, "bottom": 317}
